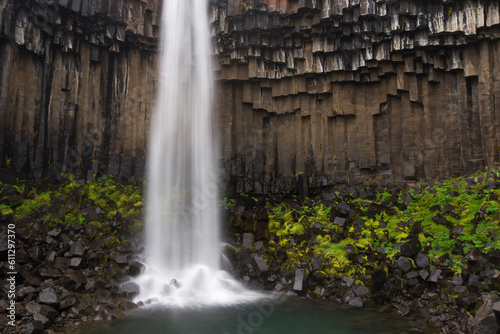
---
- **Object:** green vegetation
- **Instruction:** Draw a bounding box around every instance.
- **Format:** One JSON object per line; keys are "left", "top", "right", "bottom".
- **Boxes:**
{"left": 0, "top": 174, "right": 144, "bottom": 240}
{"left": 231, "top": 168, "right": 500, "bottom": 280}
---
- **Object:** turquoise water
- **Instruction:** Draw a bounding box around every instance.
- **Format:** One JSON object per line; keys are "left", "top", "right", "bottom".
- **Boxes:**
{"left": 79, "top": 296, "right": 437, "bottom": 334}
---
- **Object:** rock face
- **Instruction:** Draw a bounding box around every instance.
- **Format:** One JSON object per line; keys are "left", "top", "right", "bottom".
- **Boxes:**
{"left": 1, "top": 0, "right": 500, "bottom": 190}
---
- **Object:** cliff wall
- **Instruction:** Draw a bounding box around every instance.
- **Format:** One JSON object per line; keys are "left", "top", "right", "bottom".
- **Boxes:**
{"left": 1, "top": 0, "right": 499, "bottom": 192}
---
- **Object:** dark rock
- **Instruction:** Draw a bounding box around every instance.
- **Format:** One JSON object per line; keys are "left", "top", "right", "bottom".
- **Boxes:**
{"left": 342, "top": 276, "right": 354, "bottom": 287}
{"left": 59, "top": 296, "right": 78, "bottom": 309}
{"left": 69, "top": 257, "right": 83, "bottom": 268}
{"left": 468, "top": 294, "right": 500, "bottom": 334}
{"left": 348, "top": 296, "right": 363, "bottom": 307}
{"left": 120, "top": 282, "right": 140, "bottom": 298}
{"left": 37, "top": 288, "right": 60, "bottom": 307}
{"left": 333, "top": 216, "right": 346, "bottom": 228}
{"left": 413, "top": 252, "right": 429, "bottom": 268}
{"left": 488, "top": 249, "right": 500, "bottom": 266}
{"left": 397, "top": 256, "right": 412, "bottom": 273}
{"left": 322, "top": 192, "right": 337, "bottom": 201}
{"left": 53, "top": 257, "right": 68, "bottom": 269}
{"left": 492, "top": 301, "right": 500, "bottom": 317}
{"left": 400, "top": 238, "right": 422, "bottom": 258}
{"left": 293, "top": 268, "right": 305, "bottom": 291}
{"left": 68, "top": 241, "right": 85, "bottom": 257}
{"left": 428, "top": 269, "right": 442, "bottom": 282}
{"left": 39, "top": 268, "right": 62, "bottom": 279}
{"left": 128, "top": 261, "right": 145, "bottom": 276}
{"left": 242, "top": 233, "right": 253, "bottom": 249}
{"left": 418, "top": 269, "right": 429, "bottom": 280}
{"left": 59, "top": 270, "right": 87, "bottom": 291}
{"left": 452, "top": 275, "right": 463, "bottom": 286}
{"left": 26, "top": 320, "right": 45, "bottom": 334}
{"left": 251, "top": 256, "right": 268, "bottom": 275}
{"left": 352, "top": 284, "right": 369, "bottom": 297}
{"left": 311, "top": 257, "right": 322, "bottom": 271}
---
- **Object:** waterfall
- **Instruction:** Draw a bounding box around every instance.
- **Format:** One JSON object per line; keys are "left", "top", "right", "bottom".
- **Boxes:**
{"left": 134, "top": 0, "right": 261, "bottom": 307}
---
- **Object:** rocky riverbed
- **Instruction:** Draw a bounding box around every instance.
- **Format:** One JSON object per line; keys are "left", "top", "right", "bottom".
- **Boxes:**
{"left": 1, "top": 170, "right": 500, "bottom": 333}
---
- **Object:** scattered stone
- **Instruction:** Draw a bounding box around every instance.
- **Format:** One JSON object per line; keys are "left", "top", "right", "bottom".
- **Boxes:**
{"left": 69, "top": 257, "right": 83, "bottom": 268}
{"left": 342, "top": 276, "right": 354, "bottom": 287}
{"left": 397, "top": 256, "right": 412, "bottom": 273}
{"left": 348, "top": 297, "right": 363, "bottom": 308}
{"left": 414, "top": 252, "right": 429, "bottom": 268}
{"left": 26, "top": 320, "right": 45, "bottom": 334}
{"left": 68, "top": 241, "right": 85, "bottom": 257}
{"left": 311, "top": 257, "right": 322, "bottom": 271}
{"left": 120, "top": 282, "right": 140, "bottom": 298}
{"left": 452, "top": 275, "right": 463, "bottom": 286}
{"left": 293, "top": 269, "right": 305, "bottom": 291}
{"left": 428, "top": 269, "right": 442, "bottom": 283}
{"left": 37, "top": 288, "right": 60, "bottom": 307}
{"left": 333, "top": 216, "right": 346, "bottom": 227}
{"left": 468, "top": 295, "right": 500, "bottom": 334}
{"left": 400, "top": 238, "right": 422, "bottom": 258}
{"left": 242, "top": 233, "right": 253, "bottom": 249}
{"left": 419, "top": 269, "right": 429, "bottom": 281}
{"left": 251, "top": 256, "right": 268, "bottom": 275}
{"left": 352, "top": 284, "right": 369, "bottom": 297}
{"left": 127, "top": 261, "right": 145, "bottom": 276}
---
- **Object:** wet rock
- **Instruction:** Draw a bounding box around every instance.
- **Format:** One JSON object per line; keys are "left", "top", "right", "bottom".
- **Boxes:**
{"left": 293, "top": 269, "right": 305, "bottom": 291}
{"left": 127, "top": 261, "right": 145, "bottom": 277}
{"left": 37, "top": 288, "right": 60, "bottom": 307}
{"left": 120, "top": 282, "right": 140, "bottom": 298}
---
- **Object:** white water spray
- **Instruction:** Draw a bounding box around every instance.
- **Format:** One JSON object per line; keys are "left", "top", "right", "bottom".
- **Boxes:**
{"left": 134, "top": 0, "right": 262, "bottom": 307}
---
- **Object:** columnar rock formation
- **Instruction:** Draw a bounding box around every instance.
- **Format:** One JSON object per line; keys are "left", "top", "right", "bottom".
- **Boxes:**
{"left": 0, "top": 0, "right": 161, "bottom": 182}
{"left": 212, "top": 0, "right": 500, "bottom": 193}
{"left": 0, "top": 0, "right": 499, "bottom": 193}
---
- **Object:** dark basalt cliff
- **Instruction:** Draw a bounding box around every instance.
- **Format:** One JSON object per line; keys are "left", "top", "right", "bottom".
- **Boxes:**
{"left": 1, "top": 0, "right": 500, "bottom": 192}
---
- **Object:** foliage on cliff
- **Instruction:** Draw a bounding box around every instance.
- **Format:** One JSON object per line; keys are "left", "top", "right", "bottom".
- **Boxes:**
{"left": 227, "top": 168, "right": 500, "bottom": 280}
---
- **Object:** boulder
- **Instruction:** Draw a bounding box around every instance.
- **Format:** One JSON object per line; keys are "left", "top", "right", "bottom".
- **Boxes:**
{"left": 293, "top": 269, "right": 305, "bottom": 291}
{"left": 468, "top": 295, "right": 500, "bottom": 334}
{"left": 37, "top": 288, "right": 60, "bottom": 307}
{"left": 413, "top": 252, "right": 429, "bottom": 268}
{"left": 120, "top": 282, "right": 140, "bottom": 298}
{"left": 400, "top": 238, "right": 422, "bottom": 258}
{"left": 397, "top": 256, "right": 412, "bottom": 273}
{"left": 26, "top": 320, "right": 45, "bottom": 334}
{"left": 251, "top": 256, "right": 268, "bottom": 275}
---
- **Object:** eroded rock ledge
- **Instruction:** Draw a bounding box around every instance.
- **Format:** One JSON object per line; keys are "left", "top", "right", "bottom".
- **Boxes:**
{"left": 0, "top": 0, "right": 499, "bottom": 192}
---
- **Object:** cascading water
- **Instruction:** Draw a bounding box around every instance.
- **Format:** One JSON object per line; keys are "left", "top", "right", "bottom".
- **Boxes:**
{"left": 134, "top": 0, "right": 262, "bottom": 307}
